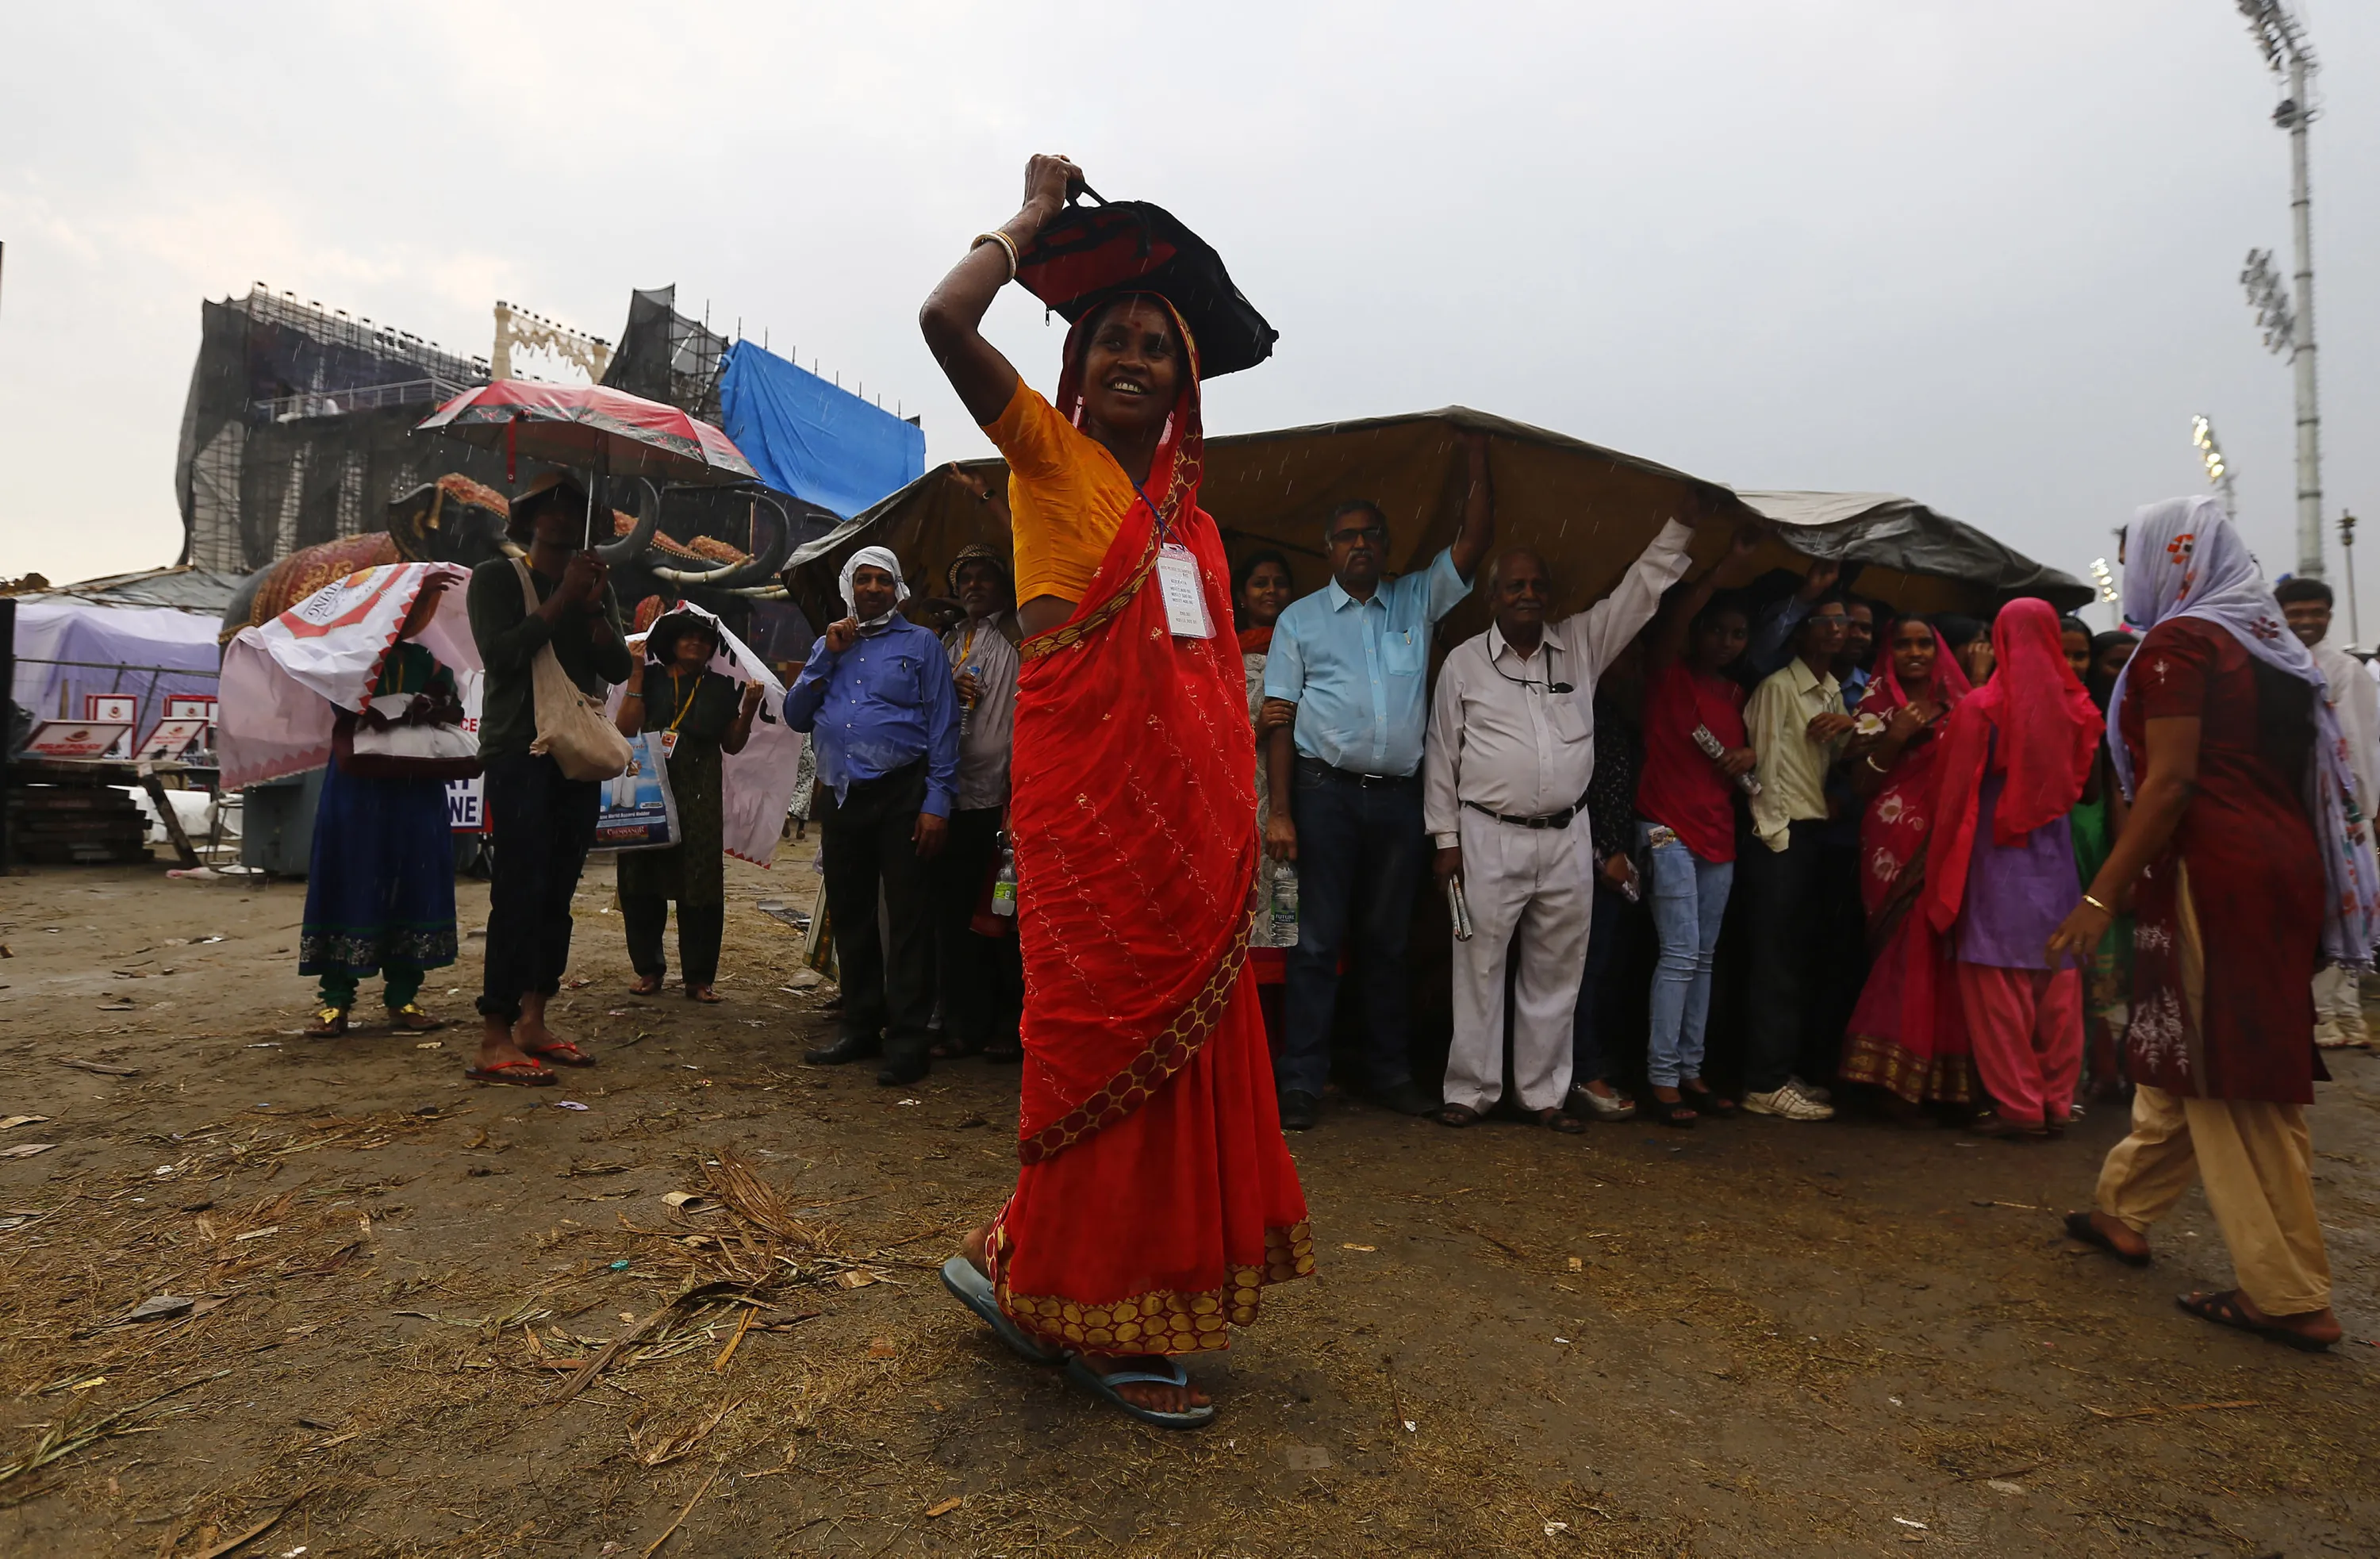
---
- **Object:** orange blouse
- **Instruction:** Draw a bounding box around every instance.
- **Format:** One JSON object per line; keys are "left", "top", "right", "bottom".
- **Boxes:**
{"left": 983, "top": 376, "right": 1138, "bottom": 606}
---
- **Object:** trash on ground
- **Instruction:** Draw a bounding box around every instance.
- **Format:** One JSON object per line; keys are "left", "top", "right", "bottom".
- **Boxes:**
{"left": 126, "top": 1294, "right": 195, "bottom": 1323}
{"left": 926, "top": 1496, "right": 963, "bottom": 1519}
{"left": 0, "top": 1116, "right": 50, "bottom": 1131}
{"left": 552, "top": 1100, "right": 589, "bottom": 1112}
{"left": 56, "top": 1058, "right": 140, "bottom": 1077}
{"left": 0, "top": 1144, "right": 56, "bottom": 1159}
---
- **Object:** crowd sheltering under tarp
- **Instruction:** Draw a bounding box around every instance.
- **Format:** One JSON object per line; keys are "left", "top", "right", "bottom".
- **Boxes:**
{"left": 779, "top": 407, "right": 2092, "bottom": 640}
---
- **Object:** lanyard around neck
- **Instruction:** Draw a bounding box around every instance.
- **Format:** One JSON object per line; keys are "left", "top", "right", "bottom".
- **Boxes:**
{"left": 665, "top": 671, "right": 700, "bottom": 733}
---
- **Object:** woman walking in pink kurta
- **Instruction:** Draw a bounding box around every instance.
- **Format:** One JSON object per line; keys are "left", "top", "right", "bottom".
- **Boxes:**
{"left": 1925, "top": 599, "right": 2100, "bottom": 1139}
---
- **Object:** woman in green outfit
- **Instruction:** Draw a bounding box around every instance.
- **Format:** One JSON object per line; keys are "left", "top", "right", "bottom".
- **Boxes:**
{"left": 300, "top": 573, "right": 465, "bottom": 1037}
{"left": 2071, "top": 628, "right": 2138, "bottom": 1100}
{"left": 615, "top": 610, "right": 763, "bottom": 1001}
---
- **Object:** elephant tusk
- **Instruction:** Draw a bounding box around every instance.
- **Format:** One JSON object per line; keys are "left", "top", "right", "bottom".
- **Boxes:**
{"left": 721, "top": 584, "right": 791, "bottom": 599}
{"left": 643, "top": 492, "right": 793, "bottom": 591}
{"left": 591, "top": 478, "right": 663, "bottom": 565}
{"left": 647, "top": 561, "right": 747, "bottom": 586}
{"left": 499, "top": 538, "right": 528, "bottom": 559}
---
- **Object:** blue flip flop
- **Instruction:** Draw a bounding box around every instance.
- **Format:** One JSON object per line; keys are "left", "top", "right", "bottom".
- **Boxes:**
{"left": 939, "top": 1255, "right": 1065, "bottom": 1365}
{"left": 1063, "top": 1352, "right": 1215, "bottom": 1430}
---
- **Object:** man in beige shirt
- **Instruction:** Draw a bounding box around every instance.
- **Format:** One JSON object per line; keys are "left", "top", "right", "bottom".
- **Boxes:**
{"left": 1734, "top": 597, "right": 1853, "bottom": 1120}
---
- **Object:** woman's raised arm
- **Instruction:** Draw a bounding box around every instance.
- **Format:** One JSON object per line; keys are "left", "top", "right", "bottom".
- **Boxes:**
{"left": 919, "top": 154, "right": 1082, "bottom": 425}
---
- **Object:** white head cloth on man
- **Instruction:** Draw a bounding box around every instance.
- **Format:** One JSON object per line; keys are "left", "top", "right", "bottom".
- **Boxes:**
{"left": 839, "top": 546, "right": 912, "bottom": 628}
{"left": 2108, "top": 496, "right": 2380, "bottom": 968}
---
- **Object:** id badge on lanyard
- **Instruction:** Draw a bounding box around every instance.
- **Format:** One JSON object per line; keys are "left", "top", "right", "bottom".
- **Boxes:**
{"left": 1155, "top": 543, "right": 1214, "bottom": 640}
{"left": 658, "top": 730, "right": 680, "bottom": 758}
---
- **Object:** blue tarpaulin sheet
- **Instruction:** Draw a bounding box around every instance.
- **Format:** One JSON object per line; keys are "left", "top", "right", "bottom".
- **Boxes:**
{"left": 717, "top": 343, "right": 926, "bottom": 520}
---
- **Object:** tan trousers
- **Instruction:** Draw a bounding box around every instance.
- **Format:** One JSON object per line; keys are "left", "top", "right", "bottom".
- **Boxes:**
{"left": 2094, "top": 1085, "right": 2332, "bottom": 1315}
{"left": 2311, "top": 965, "right": 2367, "bottom": 1044}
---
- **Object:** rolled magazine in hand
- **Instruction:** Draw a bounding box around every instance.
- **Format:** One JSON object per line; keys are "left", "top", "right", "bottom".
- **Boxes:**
{"left": 1691, "top": 722, "right": 1761, "bottom": 797}
{"left": 1446, "top": 875, "right": 1475, "bottom": 942}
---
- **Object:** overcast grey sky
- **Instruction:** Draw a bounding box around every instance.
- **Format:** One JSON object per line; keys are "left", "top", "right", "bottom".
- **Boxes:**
{"left": 3, "top": 2, "right": 2374, "bottom": 622}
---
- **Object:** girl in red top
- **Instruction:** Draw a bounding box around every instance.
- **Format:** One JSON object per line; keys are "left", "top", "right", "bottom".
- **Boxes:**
{"left": 1633, "top": 570, "right": 1756, "bottom": 1125}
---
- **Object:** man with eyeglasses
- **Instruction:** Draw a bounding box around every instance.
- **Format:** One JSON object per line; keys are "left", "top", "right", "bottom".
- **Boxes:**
{"left": 1422, "top": 529, "right": 1700, "bottom": 1133}
{"left": 1737, "top": 594, "right": 1857, "bottom": 1121}
{"left": 1259, "top": 433, "right": 1496, "bottom": 1131}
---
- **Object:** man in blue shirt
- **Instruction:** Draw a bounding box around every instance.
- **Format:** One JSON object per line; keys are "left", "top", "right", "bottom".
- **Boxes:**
{"left": 785, "top": 546, "right": 960, "bottom": 1086}
{"left": 1261, "top": 433, "right": 1495, "bottom": 1130}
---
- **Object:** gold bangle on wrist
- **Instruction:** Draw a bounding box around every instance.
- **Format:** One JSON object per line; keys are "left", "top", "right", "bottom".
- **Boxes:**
{"left": 2082, "top": 893, "right": 2113, "bottom": 915}
{"left": 973, "top": 230, "right": 1020, "bottom": 283}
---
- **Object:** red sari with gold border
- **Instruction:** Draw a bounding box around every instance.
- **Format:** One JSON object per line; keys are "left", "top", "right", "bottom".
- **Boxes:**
{"left": 985, "top": 304, "right": 1313, "bottom": 1355}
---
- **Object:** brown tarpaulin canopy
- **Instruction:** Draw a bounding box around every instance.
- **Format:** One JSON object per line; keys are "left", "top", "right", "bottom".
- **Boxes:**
{"left": 781, "top": 406, "right": 2090, "bottom": 636}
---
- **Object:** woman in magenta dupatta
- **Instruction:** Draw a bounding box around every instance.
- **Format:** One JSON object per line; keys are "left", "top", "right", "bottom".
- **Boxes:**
{"left": 1839, "top": 616, "right": 1975, "bottom": 1108}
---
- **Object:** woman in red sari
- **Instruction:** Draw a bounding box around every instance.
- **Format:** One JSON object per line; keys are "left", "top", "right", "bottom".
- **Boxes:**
{"left": 1839, "top": 617, "right": 1974, "bottom": 1112}
{"left": 919, "top": 155, "right": 1312, "bottom": 1426}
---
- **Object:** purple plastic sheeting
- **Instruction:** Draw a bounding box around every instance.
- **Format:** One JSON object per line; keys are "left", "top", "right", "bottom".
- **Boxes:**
{"left": 10, "top": 599, "right": 222, "bottom": 745}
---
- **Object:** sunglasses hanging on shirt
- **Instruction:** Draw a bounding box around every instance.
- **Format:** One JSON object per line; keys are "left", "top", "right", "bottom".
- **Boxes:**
{"left": 1489, "top": 661, "right": 1573, "bottom": 696}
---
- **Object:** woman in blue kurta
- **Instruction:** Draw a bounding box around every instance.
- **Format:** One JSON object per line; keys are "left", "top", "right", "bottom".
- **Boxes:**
{"left": 300, "top": 576, "right": 463, "bottom": 1036}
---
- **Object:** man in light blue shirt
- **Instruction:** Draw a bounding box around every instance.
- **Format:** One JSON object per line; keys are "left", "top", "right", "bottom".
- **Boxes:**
{"left": 1260, "top": 432, "right": 1495, "bottom": 1130}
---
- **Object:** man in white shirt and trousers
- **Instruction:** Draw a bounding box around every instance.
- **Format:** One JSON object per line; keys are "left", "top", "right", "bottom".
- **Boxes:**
{"left": 1424, "top": 520, "right": 1696, "bottom": 1129}
{"left": 2277, "top": 575, "right": 2379, "bottom": 1047}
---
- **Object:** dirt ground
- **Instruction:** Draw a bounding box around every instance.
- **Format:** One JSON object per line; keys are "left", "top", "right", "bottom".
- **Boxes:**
{"left": 2, "top": 848, "right": 2376, "bottom": 1559}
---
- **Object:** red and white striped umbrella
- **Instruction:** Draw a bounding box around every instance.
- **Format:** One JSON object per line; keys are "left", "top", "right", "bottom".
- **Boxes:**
{"left": 415, "top": 379, "right": 757, "bottom": 486}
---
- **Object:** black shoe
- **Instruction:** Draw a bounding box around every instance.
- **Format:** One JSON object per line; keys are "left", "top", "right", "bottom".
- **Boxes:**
{"left": 804, "top": 1033, "right": 881, "bottom": 1066}
{"left": 1277, "top": 1089, "right": 1321, "bottom": 1131}
{"left": 1367, "top": 1079, "right": 1441, "bottom": 1117}
{"left": 876, "top": 1055, "right": 930, "bottom": 1087}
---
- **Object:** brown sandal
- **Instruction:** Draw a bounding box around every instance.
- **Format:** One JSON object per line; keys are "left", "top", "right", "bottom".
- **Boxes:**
{"left": 389, "top": 1004, "right": 444, "bottom": 1033}
{"left": 305, "top": 1008, "right": 350, "bottom": 1039}
{"left": 1432, "top": 1104, "right": 1481, "bottom": 1128}
{"left": 685, "top": 985, "right": 723, "bottom": 1004}
{"left": 627, "top": 975, "right": 663, "bottom": 996}
{"left": 1532, "top": 1108, "right": 1589, "bottom": 1135}
{"left": 2176, "top": 1288, "right": 2335, "bottom": 1352}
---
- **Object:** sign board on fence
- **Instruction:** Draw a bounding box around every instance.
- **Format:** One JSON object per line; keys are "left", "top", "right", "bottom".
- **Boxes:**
{"left": 165, "top": 694, "right": 218, "bottom": 725}
{"left": 22, "top": 720, "right": 135, "bottom": 759}
{"left": 83, "top": 695, "right": 138, "bottom": 724}
{"left": 444, "top": 669, "right": 486, "bottom": 835}
{"left": 133, "top": 718, "right": 209, "bottom": 761}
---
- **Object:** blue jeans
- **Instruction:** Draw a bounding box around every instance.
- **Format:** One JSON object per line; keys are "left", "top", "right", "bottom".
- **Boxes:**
{"left": 1642, "top": 821, "right": 1735, "bottom": 1089}
{"left": 1280, "top": 763, "right": 1425, "bottom": 1097}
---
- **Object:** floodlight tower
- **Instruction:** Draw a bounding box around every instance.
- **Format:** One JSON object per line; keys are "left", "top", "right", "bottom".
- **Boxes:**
{"left": 2236, "top": 0, "right": 2323, "bottom": 578}
{"left": 2190, "top": 414, "right": 2238, "bottom": 513}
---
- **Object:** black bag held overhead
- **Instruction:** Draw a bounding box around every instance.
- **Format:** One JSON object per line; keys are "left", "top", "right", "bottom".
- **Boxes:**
{"left": 1014, "top": 188, "right": 1279, "bottom": 379}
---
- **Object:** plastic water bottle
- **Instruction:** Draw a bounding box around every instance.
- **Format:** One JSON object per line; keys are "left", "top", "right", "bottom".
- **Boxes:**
{"left": 990, "top": 834, "right": 1017, "bottom": 917}
{"left": 1270, "top": 862, "right": 1299, "bottom": 945}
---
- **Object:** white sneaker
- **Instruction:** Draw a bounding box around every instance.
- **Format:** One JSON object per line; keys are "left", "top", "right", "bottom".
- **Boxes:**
{"left": 1743, "top": 1082, "right": 1835, "bottom": 1121}
{"left": 1570, "top": 1083, "right": 1636, "bottom": 1123}
{"left": 1787, "top": 1075, "right": 1834, "bottom": 1104}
